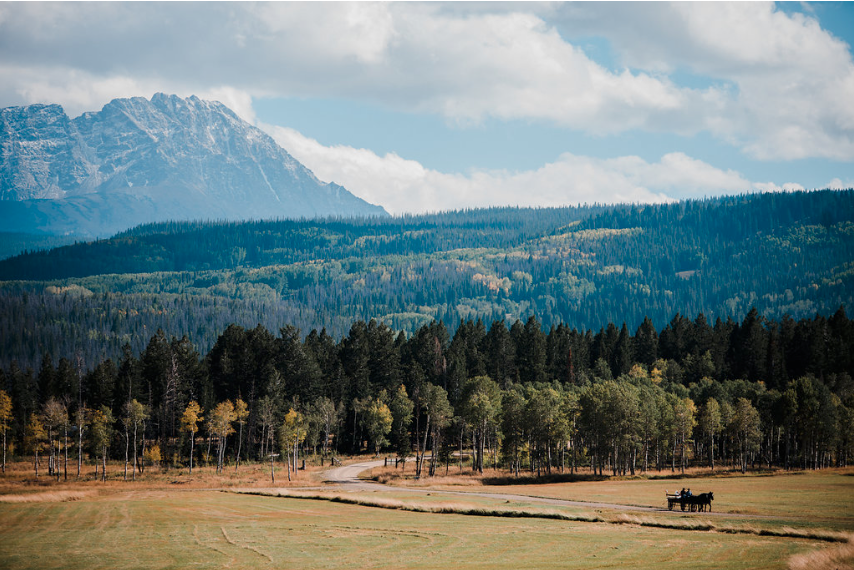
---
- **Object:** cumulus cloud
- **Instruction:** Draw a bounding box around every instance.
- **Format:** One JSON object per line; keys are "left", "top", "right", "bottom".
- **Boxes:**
{"left": 250, "top": 3, "right": 397, "bottom": 65}
{"left": 262, "top": 124, "right": 777, "bottom": 214}
{"left": 548, "top": 2, "right": 854, "bottom": 160}
{"left": 0, "top": 3, "right": 851, "bottom": 160}
{"left": 751, "top": 182, "right": 807, "bottom": 193}
{"left": 0, "top": 65, "right": 153, "bottom": 117}
{"left": 0, "top": 62, "right": 259, "bottom": 124}
{"left": 827, "top": 178, "right": 854, "bottom": 190}
{"left": 195, "top": 86, "right": 258, "bottom": 124}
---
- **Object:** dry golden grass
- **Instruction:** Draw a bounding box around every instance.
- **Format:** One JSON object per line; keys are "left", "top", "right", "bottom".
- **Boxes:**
{"left": 235, "top": 487, "right": 607, "bottom": 524}
{"left": 787, "top": 536, "right": 854, "bottom": 570}
{"left": 370, "top": 464, "right": 509, "bottom": 486}
{"left": 0, "top": 489, "right": 95, "bottom": 503}
{"left": 0, "top": 489, "right": 813, "bottom": 569}
{"left": 0, "top": 457, "right": 340, "bottom": 496}
{"left": 2, "top": 457, "right": 852, "bottom": 569}
{"left": 237, "top": 486, "right": 852, "bottom": 547}
{"left": 612, "top": 513, "right": 851, "bottom": 543}
{"left": 407, "top": 465, "right": 854, "bottom": 525}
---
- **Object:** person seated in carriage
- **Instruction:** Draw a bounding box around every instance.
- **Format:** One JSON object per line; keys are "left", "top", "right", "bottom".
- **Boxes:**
{"left": 685, "top": 488, "right": 692, "bottom": 497}
{"left": 679, "top": 488, "right": 686, "bottom": 498}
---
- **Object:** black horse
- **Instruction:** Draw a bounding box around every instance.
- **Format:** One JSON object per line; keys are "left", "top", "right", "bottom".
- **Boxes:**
{"left": 687, "top": 492, "right": 714, "bottom": 512}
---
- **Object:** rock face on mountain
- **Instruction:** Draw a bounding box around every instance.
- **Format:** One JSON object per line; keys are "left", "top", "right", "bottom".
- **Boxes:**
{"left": 0, "top": 94, "right": 387, "bottom": 236}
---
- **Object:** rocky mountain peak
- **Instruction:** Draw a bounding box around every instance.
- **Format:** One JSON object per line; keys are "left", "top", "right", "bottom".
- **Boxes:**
{"left": 0, "top": 94, "right": 387, "bottom": 237}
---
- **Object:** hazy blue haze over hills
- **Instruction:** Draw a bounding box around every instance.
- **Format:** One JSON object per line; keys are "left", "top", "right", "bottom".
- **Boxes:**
{"left": 0, "top": 94, "right": 387, "bottom": 239}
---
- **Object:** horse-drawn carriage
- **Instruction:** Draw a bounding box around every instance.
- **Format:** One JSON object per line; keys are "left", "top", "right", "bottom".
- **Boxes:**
{"left": 666, "top": 490, "right": 714, "bottom": 512}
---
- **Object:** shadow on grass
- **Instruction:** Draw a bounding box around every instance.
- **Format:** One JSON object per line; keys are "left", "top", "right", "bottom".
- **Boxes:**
{"left": 644, "top": 468, "right": 802, "bottom": 481}
{"left": 481, "top": 473, "right": 608, "bottom": 485}
{"left": 484, "top": 467, "right": 809, "bottom": 485}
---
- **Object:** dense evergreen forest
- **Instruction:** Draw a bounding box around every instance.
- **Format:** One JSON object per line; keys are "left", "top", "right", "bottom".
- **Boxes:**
{"left": 0, "top": 233, "right": 77, "bottom": 262}
{"left": 2, "top": 309, "right": 852, "bottom": 480}
{"left": 0, "top": 190, "right": 852, "bottom": 371}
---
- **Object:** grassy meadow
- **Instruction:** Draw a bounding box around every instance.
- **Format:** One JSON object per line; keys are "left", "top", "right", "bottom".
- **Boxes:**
{"left": 385, "top": 467, "right": 854, "bottom": 531}
{"left": 0, "top": 460, "right": 852, "bottom": 569}
{"left": 0, "top": 457, "right": 330, "bottom": 494}
{"left": 0, "top": 489, "right": 830, "bottom": 570}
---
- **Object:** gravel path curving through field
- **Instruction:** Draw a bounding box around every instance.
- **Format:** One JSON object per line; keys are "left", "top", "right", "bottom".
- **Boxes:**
{"left": 320, "top": 459, "right": 773, "bottom": 518}
{"left": 322, "top": 459, "right": 388, "bottom": 490}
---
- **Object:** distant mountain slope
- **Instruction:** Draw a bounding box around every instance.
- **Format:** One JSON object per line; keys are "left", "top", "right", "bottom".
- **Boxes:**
{"left": 0, "top": 94, "right": 387, "bottom": 237}
{"left": 0, "top": 191, "right": 852, "bottom": 369}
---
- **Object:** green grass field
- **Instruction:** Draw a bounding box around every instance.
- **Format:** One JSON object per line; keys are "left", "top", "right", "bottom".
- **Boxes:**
{"left": 0, "top": 463, "right": 852, "bottom": 569}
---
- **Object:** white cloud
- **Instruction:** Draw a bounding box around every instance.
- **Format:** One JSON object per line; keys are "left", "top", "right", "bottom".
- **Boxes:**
{"left": 0, "top": 63, "right": 259, "bottom": 124}
{"left": 195, "top": 86, "right": 258, "bottom": 124}
{"left": 827, "top": 178, "right": 854, "bottom": 190}
{"left": 549, "top": 2, "right": 854, "bottom": 160}
{"left": 264, "top": 124, "right": 771, "bottom": 214}
{"left": 611, "top": 152, "right": 752, "bottom": 196}
{"left": 250, "top": 3, "right": 397, "bottom": 65}
{"left": 0, "top": 65, "right": 152, "bottom": 117}
{"left": 751, "top": 182, "right": 807, "bottom": 193}
{"left": 384, "top": 8, "right": 708, "bottom": 134}
{"left": 0, "top": 3, "right": 851, "bottom": 160}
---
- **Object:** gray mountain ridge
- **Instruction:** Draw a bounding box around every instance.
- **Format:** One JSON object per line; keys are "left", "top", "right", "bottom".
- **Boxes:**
{"left": 0, "top": 93, "right": 387, "bottom": 237}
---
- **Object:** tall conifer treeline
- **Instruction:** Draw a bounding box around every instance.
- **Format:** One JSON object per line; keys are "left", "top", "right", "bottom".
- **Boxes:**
{"left": 3, "top": 308, "right": 853, "bottom": 476}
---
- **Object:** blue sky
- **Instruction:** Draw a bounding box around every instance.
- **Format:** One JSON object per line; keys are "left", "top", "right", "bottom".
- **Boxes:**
{"left": 1, "top": 2, "right": 852, "bottom": 213}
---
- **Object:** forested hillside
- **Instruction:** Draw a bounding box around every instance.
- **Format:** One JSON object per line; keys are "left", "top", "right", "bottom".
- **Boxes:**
{"left": 1, "top": 190, "right": 853, "bottom": 478}
{"left": 0, "top": 190, "right": 851, "bottom": 370}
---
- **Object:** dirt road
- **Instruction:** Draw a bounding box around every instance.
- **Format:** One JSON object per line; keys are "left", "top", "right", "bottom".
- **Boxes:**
{"left": 322, "top": 459, "right": 387, "bottom": 490}
{"left": 320, "top": 459, "right": 770, "bottom": 517}
{"left": 322, "top": 459, "right": 676, "bottom": 513}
